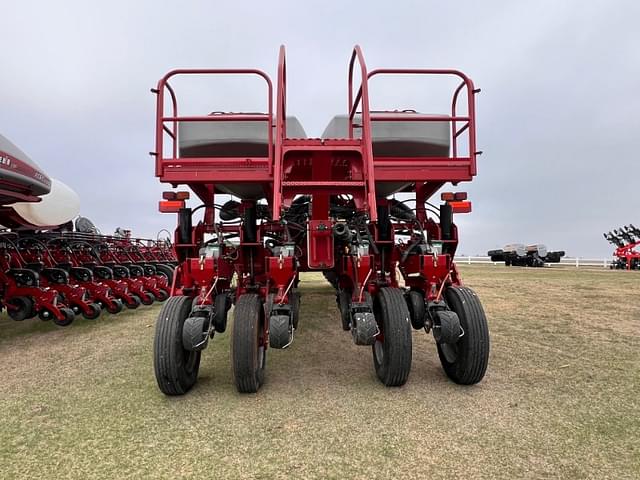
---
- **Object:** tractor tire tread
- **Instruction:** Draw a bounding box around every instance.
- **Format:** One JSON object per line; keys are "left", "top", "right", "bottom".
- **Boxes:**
{"left": 153, "top": 296, "right": 200, "bottom": 395}
{"left": 373, "top": 287, "right": 412, "bottom": 387}
{"left": 439, "top": 286, "right": 490, "bottom": 385}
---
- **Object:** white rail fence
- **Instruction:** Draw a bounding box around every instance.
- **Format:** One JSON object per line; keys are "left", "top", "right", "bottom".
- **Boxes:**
{"left": 458, "top": 256, "right": 612, "bottom": 268}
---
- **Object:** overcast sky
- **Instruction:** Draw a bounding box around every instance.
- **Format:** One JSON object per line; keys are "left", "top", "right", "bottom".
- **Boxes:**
{"left": 1, "top": 0, "right": 638, "bottom": 257}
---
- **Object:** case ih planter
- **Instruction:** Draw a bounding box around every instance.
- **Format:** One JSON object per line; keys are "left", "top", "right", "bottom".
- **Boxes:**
{"left": 0, "top": 231, "right": 176, "bottom": 325}
{"left": 152, "top": 46, "right": 490, "bottom": 395}
{"left": 0, "top": 132, "right": 177, "bottom": 325}
{"left": 604, "top": 225, "right": 640, "bottom": 270}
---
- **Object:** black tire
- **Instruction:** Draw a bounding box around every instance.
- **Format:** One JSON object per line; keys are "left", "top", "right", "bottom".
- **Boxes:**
{"left": 323, "top": 270, "right": 339, "bottom": 289}
{"left": 141, "top": 293, "right": 156, "bottom": 306}
{"left": 338, "top": 290, "right": 351, "bottom": 331}
{"left": 231, "top": 294, "right": 266, "bottom": 393}
{"left": 7, "top": 296, "right": 34, "bottom": 321}
{"left": 82, "top": 303, "right": 102, "bottom": 320}
{"left": 407, "top": 290, "right": 426, "bottom": 330}
{"left": 437, "top": 286, "right": 490, "bottom": 385}
{"left": 372, "top": 287, "right": 412, "bottom": 387}
{"left": 126, "top": 295, "right": 141, "bottom": 309}
{"left": 182, "top": 316, "right": 209, "bottom": 352}
{"left": 268, "top": 314, "right": 291, "bottom": 349}
{"left": 153, "top": 296, "right": 201, "bottom": 395}
{"left": 155, "top": 264, "right": 174, "bottom": 285}
{"left": 156, "top": 289, "right": 169, "bottom": 302}
{"left": 213, "top": 293, "right": 229, "bottom": 333}
{"left": 290, "top": 289, "right": 300, "bottom": 330}
{"left": 106, "top": 299, "right": 124, "bottom": 314}
{"left": 51, "top": 308, "right": 75, "bottom": 327}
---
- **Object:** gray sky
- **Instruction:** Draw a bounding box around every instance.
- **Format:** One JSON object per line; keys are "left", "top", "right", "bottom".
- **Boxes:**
{"left": 1, "top": 0, "right": 638, "bottom": 257}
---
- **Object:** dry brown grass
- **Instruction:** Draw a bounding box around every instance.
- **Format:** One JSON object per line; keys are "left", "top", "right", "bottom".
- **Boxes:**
{"left": 0, "top": 266, "right": 638, "bottom": 479}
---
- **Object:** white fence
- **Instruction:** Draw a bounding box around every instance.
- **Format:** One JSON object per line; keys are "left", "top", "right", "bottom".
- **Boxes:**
{"left": 458, "top": 256, "right": 612, "bottom": 268}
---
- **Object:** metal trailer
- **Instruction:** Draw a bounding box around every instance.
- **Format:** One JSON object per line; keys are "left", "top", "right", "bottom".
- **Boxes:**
{"left": 488, "top": 244, "right": 565, "bottom": 267}
{"left": 152, "top": 46, "right": 490, "bottom": 395}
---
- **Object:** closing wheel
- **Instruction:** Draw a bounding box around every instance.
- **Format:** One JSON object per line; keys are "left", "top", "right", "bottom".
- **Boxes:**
{"left": 269, "top": 314, "right": 292, "bottom": 349}
{"left": 231, "top": 294, "right": 266, "bottom": 393}
{"left": 438, "top": 286, "right": 490, "bottom": 385}
{"left": 213, "top": 293, "right": 230, "bottom": 333}
{"left": 82, "top": 303, "right": 102, "bottom": 320}
{"left": 106, "top": 299, "right": 124, "bottom": 314}
{"left": 290, "top": 289, "right": 300, "bottom": 330}
{"left": 372, "top": 287, "right": 412, "bottom": 387}
{"left": 141, "top": 293, "right": 156, "bottom": 306}
{"left": 126, "top": 295, "right": 142, "bottom": 309}
{"left": 155, "top": 264, "right": 174, "bottom": 285}
{"left": 153, "top": 296, "right": 201, "bottom": 395}
{"left": 156, "top": 289, "right": 170, "bottom": 302}
{"left": 337, "top": 290, "right": 351, "bottom": 331}
{"left": 7, "top": 296, "right": 35, "bottom": 321}
{"left": 323, "top": 270, "right": 339, "bottom": 289}
{"left": 48, "top": 308, "right": 75, "bottom": 327}
{"left": 407, "top": 290, "right": 426, "bottom": 330}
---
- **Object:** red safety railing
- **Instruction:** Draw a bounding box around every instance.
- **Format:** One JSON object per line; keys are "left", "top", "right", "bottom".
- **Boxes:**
{"left": 272, "top": 45, "right": 288, "bottom": 217}
{"left": 348, "top": 46, "right": 378, "bottom": 221}
{"left": 348, "top": 46, "right": 480, "bottom": 176}
{"left": 153, "top": 69, "right": 274, "bottom": 178}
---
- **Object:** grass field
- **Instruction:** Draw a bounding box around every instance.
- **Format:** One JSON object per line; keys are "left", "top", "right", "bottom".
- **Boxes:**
{"left": 0, "top": 266, "right": 638, "bottom": 479}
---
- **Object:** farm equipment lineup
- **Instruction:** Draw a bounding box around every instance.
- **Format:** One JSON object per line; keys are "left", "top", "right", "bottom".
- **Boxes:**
{"left": 604, "top": 225, "right": 640, "bottom": 270}
{"left": 0, "top": 228, "right": 176, "bottom": 325}
{"left": 152, "top": 46, "right": 490, "bottom": 394}
{"left": 0, "top": 132, "right": 175, "bottom": 325}
{"left": 488, "top": 244, "right": 565, "bottom": 267}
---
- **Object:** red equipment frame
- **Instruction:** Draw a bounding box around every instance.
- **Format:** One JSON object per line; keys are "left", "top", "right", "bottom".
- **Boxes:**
{"left": 152, "top": 45, "right": 488, "bottom": 395}
{"left": 0, "top": 231, "right": 177, "bottom": 325}
{"left": 153, "top": 45, "right": 478, "bottom": 291}
{"left": 613, "top": 241, "right": 640, "bottom": 270}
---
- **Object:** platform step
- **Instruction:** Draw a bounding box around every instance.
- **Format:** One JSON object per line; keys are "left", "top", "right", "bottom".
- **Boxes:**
{"left": 281, "top": 181, "right": 365, "bottom": 187}
{"left": 283, "top": 138, "right": 361, "bottom": 147}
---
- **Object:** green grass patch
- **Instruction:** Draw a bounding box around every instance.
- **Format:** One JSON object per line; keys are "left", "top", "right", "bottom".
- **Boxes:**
{"left": 0, "top": 267, "right": 638, "bottom": 479}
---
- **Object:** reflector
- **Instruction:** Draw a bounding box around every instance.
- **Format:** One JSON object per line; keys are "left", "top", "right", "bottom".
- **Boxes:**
{"left": 440, "top": 192, "right": 455, "bottom": 201}
{"left": 449, "top": 201, "right": 472, "bottom": 214}
{"left": 453, "top": 192, "right": 467, "bottom": 201}
{"left": 159, "top": 200, "right": 185, "bottom": 213}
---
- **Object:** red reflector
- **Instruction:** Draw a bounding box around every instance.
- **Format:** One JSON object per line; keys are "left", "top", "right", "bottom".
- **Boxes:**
{"left": 159, "top": 200, "right": 184, "bottom": 213}
{"left": 162, "top": 191, "right": 177, "bottom": 200}
{"left": 449, "top": 201, "right": 472, "bottom": 214}
{"left": 441, "top": 192, "right": 455, "bottom": 201}
{"left": 453, "top": 192, "right": 468, "bottom": 201}
{"left": 175, "top": 191, "right": 190, "bottom": 200}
